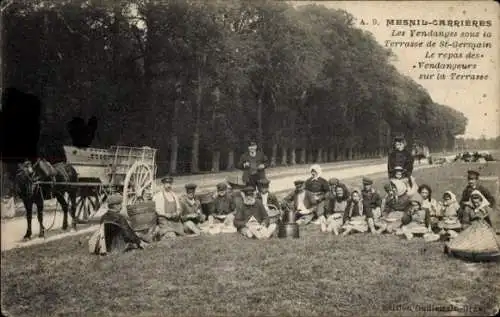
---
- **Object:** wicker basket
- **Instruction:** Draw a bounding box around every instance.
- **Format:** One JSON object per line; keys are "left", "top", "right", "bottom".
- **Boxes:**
{"left": 127, "top": 202, "right": 157, "bottom": 231}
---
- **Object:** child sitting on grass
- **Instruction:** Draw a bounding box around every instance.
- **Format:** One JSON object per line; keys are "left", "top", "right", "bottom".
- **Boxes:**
{"left": 437, "top": 191, "right": 461, "bottom": 239}
{"left": 399, "top": 193, "right": 431, "bottom": 240}
{"left": 341, "top": 188, "right": 377, "bottom": 236}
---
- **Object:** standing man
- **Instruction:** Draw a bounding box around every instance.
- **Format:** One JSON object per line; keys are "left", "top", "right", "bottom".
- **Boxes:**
{"left": 237, "top": 141, "right": 268, "bottom": 189}
{"left": 387, "top": 135, "right": 414, "bottom": 179}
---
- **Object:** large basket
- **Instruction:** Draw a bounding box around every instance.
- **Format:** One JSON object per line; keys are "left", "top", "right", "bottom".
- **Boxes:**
{"left": 126, "top": 201, "right": 157, "bottom": 231}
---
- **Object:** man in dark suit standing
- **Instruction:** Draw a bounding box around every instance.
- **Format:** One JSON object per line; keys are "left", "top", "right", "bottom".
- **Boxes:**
{"left": 237, "top": 141, "right": 268, "bottom": 189}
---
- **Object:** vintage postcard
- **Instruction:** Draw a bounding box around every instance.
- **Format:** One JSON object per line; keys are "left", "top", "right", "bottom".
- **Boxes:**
{"left": 1, "top": 1, "right": 499, "bottom": 316}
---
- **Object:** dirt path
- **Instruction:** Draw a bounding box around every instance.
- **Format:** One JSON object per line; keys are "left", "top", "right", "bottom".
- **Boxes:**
{"left": 1, "top": 159, "right": 438, "bottom": 252}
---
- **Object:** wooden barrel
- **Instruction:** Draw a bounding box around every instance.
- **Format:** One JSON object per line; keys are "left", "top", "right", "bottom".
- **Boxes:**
{"left": 126, "top": 202, "right": 157, "bottom": 231}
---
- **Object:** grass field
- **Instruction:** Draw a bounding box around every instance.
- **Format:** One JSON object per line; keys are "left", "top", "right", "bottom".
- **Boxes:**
{"left": 2, "top": 162, "right": 500, "bottom": 317}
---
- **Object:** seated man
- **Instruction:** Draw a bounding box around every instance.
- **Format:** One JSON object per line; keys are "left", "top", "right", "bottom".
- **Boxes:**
{"left": 203, "top": 182, "right": 237, "bottom": 234}
{"left": 459, "top": 170, "right": 495, "bottom": 209}
{"left": 233, "top": 186, "right": 277, "bottom": 239}
{"left": 256, "top": 178, "right": 281, "bottom": 224}
{"left": 179, "top": 183, "right": 206, "bottom": 236}
{"left": 361, "top": 177, "right": 382, "bottom": 219}
{"left": 282, "top": 180, "right": 318, "bottom": 225}
{"left": 153, "top": 176, "right": 185, "bottom": 239}
{"left": 89, "top": 193, "right": 148, "bottom": 254}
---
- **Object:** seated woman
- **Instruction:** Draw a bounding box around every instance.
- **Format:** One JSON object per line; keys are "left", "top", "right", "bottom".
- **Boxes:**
{"left": 233, "top": 186, "right": 277, "bottom": 239}
{"left": 202, "top": 182, "right": 237, "bottom": 235}
{"left": 179, "top": 183, "right": 206, "bottom": 236}
{"left": 418, "top": 184, "right": 439, "bottom": 230}
{"left": 391, "top": 166, "right": 418, "bottom": 196}
{"left": 399, "top": 193, "right": 431, "bottom": 240}
{"left": 341, "top": 188, "right": 377, "bottom": 236}
{"left": 446, "top": 190, "right": 500, "bottom": 260}
{"left": 378, "top": 179, "right": 410, "bottom": 234}
{"left": 319, "top": 182, "right": 349, "bottom": 235}
{"left": 282, "top": 180, "right": 318, "bottom": 225}
{"left": 437, "top": 191, "right": 462, "bottom": 238}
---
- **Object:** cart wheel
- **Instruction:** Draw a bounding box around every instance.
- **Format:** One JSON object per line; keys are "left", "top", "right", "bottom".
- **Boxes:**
{"left": 75, "top": 192, "right": 101, "bottom": 223}
{"left": 122, "top": 162, "right": 154, "bottom": 214}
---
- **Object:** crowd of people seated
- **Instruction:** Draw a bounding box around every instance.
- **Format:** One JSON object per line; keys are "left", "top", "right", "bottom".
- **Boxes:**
{"left": 89, "top": 136, "right": 497, "bottom": 257}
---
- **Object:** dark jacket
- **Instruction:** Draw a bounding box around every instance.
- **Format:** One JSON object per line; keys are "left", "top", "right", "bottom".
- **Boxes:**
{"left": 401, "top": 208, "right": 430, "bottom": 227}
{"left": 387, "top": 149, "right": 414, "bottom": 178}
{"left": 459, "top": 184, "right": 496, "bottom": 207}
{"left": 212, "top": 193, "right": 236, "bottom": 216}
{"left": 283, "top": 189, "right": 318, "bottom": 211}
{"left": 362, "top": 188, "right": 382, "bottom": 209}
{"left": 233, "top": 200, "right": 269, "bottom": 229}
{"left": 237, "top": 151, "right": 268, "bottom": 184}
{"left": 343, "top": 199, "right": 373, "bottom": 223}
{"left": 305, "top": 177, "right": 329, "bottom": 201}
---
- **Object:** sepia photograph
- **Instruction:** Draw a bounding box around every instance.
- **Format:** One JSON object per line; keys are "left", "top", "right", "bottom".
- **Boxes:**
{"left": 1, "top": 0, "right": 499, "bottom": 316}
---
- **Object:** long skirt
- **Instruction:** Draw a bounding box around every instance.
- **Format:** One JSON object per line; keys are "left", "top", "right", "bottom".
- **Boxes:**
{"left": 446, "top": 220, "right": 500, "bottom": 261}
{"left": 381, "top": 211, "right": 404, "bottom": 232}
{"left": 342, "top": 216, "right": 368, "bottom": 233}
{"left": 319, "top": 213, "right": 344, "bottom": 232}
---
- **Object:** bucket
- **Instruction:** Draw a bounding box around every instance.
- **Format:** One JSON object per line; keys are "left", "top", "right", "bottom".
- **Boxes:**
{"left": 278, "top": 223, "right": 300, "bottom": 239}
{"left": 126, "top": 202, "right": 157, "bottom": 231}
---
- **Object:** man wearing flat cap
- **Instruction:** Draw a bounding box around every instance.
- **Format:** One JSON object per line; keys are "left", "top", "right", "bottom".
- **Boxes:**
{"left": 387, "top": 135, "right": 414, "bottom": 179}
{"left": 204, "top": 182, "right": 237, "bottom": 234}
{"left": 459, "top": 170, "right": 495, "bottom": 209}
{"left": 178, "top": 183, "right": 206, "bottom": 235}
{"left": 282, "top": 180, "right": 318, "bottom": 225}
{"left": 237, "top": 141, "right": 268, "bottom": 189}
{"left": 233, "top": 186, "right": 277, "bottom": 239}
{"left": 361, "top": 177, "right": 382, "bottom": 219}
{"left": 153, "top": 176, "right": 185, "bottom": 239}
{"left": 256, "top": 179, "right": 281, "bottom": 223}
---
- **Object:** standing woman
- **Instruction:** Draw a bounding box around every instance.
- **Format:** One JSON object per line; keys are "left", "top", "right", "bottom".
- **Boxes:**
{"left": 237, "top": 141, "right": 268, "bottom": 189}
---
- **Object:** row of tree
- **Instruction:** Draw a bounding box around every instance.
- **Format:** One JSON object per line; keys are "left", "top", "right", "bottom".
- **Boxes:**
{"left": 2, "top": 0, "right": 468, "bottom": 175}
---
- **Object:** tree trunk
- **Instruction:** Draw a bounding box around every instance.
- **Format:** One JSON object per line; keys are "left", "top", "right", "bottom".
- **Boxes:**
{"left": 257, "top": 97, "right": 263, "bottom": 147}
{"left": 270, "top": 143, "right": 278, "bottom": 167}
{"left": 191, "top": 66, "right": 203, "bottom": 174}
{"left": 211, "top": 151, "right": 220, "bottom": 172}
{"left": 191, "top": 132, "right": 200, "bottom": 173}
{"left": 290, "top": 148, "right": 296, "bottom": 165}
{"left": 170, "top": 135, "right": 178, "bottom": 175}
{"left": 281, "top": 146, "right": 288, "bottom": 166}
{"left": 316, "top": 148, "right": 323, "bottom": 163}
{"left": 323, "top": 150, "right": 328, "bottom": 163}
{"left": 348, "top": 147, "right": 353, "bottom": 160}
{"left": 227, "top": 150, "right": 235, "bottom": 170}
{"left": 328, "top": 148, "right": 335, "bottom": 162}
{"left": 300, "top": 148, "right": 306, "bottom": 164}
{"left": 308, "top": 149, "right": 314, "bottom": 164}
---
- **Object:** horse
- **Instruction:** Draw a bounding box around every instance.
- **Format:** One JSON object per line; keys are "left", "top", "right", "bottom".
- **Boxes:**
{"left": 14, "top": 159, "right": 78, "bottom": 240}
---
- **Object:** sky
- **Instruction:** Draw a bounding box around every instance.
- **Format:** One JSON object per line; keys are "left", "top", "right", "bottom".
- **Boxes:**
{"left": 292, "top": 1, "right": 499, "bottom": 139}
